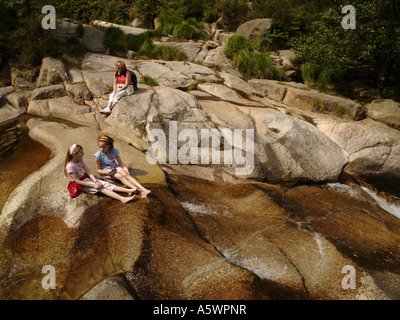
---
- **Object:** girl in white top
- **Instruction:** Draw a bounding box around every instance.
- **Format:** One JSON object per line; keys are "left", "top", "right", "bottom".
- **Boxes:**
{"left": 65, "top": 144, "right": 137, "bottom": 203}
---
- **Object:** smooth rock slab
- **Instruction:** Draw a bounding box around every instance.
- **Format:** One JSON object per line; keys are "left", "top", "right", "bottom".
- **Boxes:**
{"left": 366, "top": 99, "right": 400, "bottom": 128}
{"left": 168, "top": 174, "right": 400, "bottom": 299}
{"left": 238, "top": 107, "right": 349, "bottom": 183}
{"left": 315, "top": 116, "right": 400, "bottom": 195}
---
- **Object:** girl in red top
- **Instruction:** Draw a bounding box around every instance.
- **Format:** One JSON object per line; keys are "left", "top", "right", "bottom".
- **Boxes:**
{"left": 101, "top": 61, "right": 135, "bottom": 115}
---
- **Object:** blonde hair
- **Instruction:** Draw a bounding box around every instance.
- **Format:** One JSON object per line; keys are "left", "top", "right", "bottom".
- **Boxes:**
{"left": 114, "top": 61, "right": 126, "bottom": 72}
{"left": 64, "top": 144, "right": 83, "bottom": 177}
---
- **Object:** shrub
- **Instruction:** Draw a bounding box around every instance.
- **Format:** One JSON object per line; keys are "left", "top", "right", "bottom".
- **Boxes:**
{"left": 138, "top": 38, "right": 155, "bottom": 56}
{"left": 126, "top": 33, "right": 148, "bottom": 52}
{"left": 186, "top": 17, "right": 204, "bottom": 30}
{"left": 140, "top": 75, "right": 159, "bottom": 86}
{"left": 153, "top": 46, "right": 187, "bottom": 61}
{"left": 217, "top": 0, "right": 249, "bottom": 31}
{"left": 18, "top": 41, "right": 41, "bottom": 66}
{"left": 126, "top": 29, "right": 163, "bottom": 53}
{"left": 173, "top": 22, "right": 204, "bottom": 40}
{"left": 300, "top": 63, "right": 342, "bottom": 88}
{"left": 313, "top": 100, "right": 327, "bottom": 112}
{"left": 103, "top": 26, "right": 127, "bottom": 55}
{"left": 226, "top": 34, "right": 288, "bottom": 81}
{"left": 203, "top": 8, "right": 219, "bottom": 23}
{"left": 0, "top": 6, "right": 18, "bottom": 33}
{"left": 75, "top": 24, "right": 84, "bottom": 37}
{"left": 272, "top": 66, "right": 287, "bottom": 81}
{"left": 146, "top": 28, "right": 163, "bottom": 39}
{"left": 224, "top": 35, "right": 251, "bottom": 59}
{"left": 300, "top": 63, "right": 320, "bottom": 83}
{"left": 318, "top": 69, "right": 342, "bottom": 87}
{"left": 157, "top": 9, "right": 181, "bottom": 35}
{"left": 233, "top": 50, "right": 274, "bottom": 80}
{"left": 65, "top": 37, "right": 87, "bottom": 57}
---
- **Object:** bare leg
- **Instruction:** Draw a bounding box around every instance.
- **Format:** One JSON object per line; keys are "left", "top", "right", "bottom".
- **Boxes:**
{"left": 115, "top": 172, "right": 151, "bottom": 198}
{"left": 101, "top": 188, "right": 137, "bottom": 203}
{"left": 113, "top": 185, "right": 137, "bottom": 196}
{"left": 126, "top": 175, "right": 151, "bottom": 193}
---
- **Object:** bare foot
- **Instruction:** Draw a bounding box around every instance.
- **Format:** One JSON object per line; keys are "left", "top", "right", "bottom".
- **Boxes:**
{"left": 142, "top": 188, "right": 151, "bottom": 195}
{"left": 128, "top": 188, "right": 139, "bottom": 196}
{"left": 120, "top": 195, "right": 137, "bottom": 203}
{"left": 139, "top": 190, "right": 150, "bottom": 198}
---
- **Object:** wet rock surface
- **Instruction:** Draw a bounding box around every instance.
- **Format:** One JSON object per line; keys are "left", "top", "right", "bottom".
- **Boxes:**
{"left": 1, "top": 18, "right": 400, "bottom": 300}
{"left": 0, "top": 119, "right": 51, "bottom": 212}
{"left": 166, "top": 172, "right": 400, "bottom": 299}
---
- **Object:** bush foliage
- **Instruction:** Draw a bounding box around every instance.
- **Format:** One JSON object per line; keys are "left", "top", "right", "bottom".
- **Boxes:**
{"left": 1, "top": 0, "right": 399, "bottom": 100}
{"left": 225, "top": 35, "right": 287, "bottom": 81}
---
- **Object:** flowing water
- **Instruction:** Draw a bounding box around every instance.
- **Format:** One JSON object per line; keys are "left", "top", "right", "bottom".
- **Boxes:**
{"left": 326, "top": 182, "right": 400, "bottom": 220}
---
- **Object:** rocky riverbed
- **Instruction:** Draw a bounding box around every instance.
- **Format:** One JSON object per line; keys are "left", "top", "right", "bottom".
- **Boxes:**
{"left": 0, "top": 19, "right": 400, "bottom": 300}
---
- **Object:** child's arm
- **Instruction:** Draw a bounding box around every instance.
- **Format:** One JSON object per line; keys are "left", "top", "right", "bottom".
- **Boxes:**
{"left": 82, "top": 164, "right": 102, "bottom": 189}
{"left": 116, "top": 156, "right": 129, "bottom": 173}
{"left": 70, "top": 172, "right": 100, "bottom": 188}
{"left": 94, "top": 157, "right": 110, "bottom": 176}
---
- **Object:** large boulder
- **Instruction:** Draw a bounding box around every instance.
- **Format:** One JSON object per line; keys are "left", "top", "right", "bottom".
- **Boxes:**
{"left": 36, "top": 57, "right": 71, "bottom": 88}
{"left": 198, "top": 83, "right": 264, "bottom": 107}
{"left": 236, "top": 18, "right": 273, "bottom": 39}
{"left": 92, "top": 20, "right": 147, "bottom": 36}
{"left": 202, "top": 45, "right": 240, "bottom": 76}
{"left": 11, "top": 68, "right": 36, "bottom": 90}
{"left": 162, "top": 61, "right": 221, "bottom": 84}
{"left": 153, "top": 40, "right": 203, "bottom": 61}
{"left": 81, "top": 53, "right": 137, "bottom": 98}
{"left": 0, "top": 104, "right": 21, "bottom": 125}
{"left": 28, "top": 96, "right": 99, "bottom": 129}
{"left": 81, "top": 24, "right": 106, "bottom": 53}
{"left": 283, "top": 87, "right": 366, "bottom": 120}
{"left": 237, "top": 107, "right": 349, "bottom": 182}
{"left": 102, "top": 86, "right": 156, "bottom": 150}
{"left": 197, "top": 98, "right": 254, "bottom": 130}
{"left": 0, "top": 87, "right": 19, "bottom": 124}
{"left": 315, "top": 116, "right": 400, "bottom": 194}
{"left": 136, "top": 60, "right": 195, "bottom": 89}
{"left": 366, "top": 99, "right": 400, "bottom": 128}
{"left": 279, "top": 50, "right": 297, "bottom": 71}
{"left": 80, "top": 276, "right": 135, "bottom": 300}
{"left": 219, "top": 71, "right": 264, "bottom": 99}
{"left": 103, "top": 78, "right": 349, "bottom": 183}
{"left": 249, "top": 79, "right": 366, "bottom": 120}
{"left": 31, "top": 84, "right": 66, "bottom": 100}
{"left": 51, "top": 18, "right": 105, "bottom": 53}
{"left": 5, "top": 91, "right": 29, "bottom": 114}
{"left": 65, "top": 83, "right": 93, "bottom": 105}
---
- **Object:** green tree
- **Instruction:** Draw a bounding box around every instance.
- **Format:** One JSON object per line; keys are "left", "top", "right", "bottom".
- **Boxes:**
{"left": 216, "top": 0, "right": 249, "bottom": 31}
{"left": 292, "top": 0, "right": 400, "bottom": 97}
{"left": 135, "top": 0, "right": 161, "bottom": 28}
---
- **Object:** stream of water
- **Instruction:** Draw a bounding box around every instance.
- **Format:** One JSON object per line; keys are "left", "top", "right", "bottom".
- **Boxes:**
{"left": 326, "top": 182, "right": 400, "bottom": 220}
